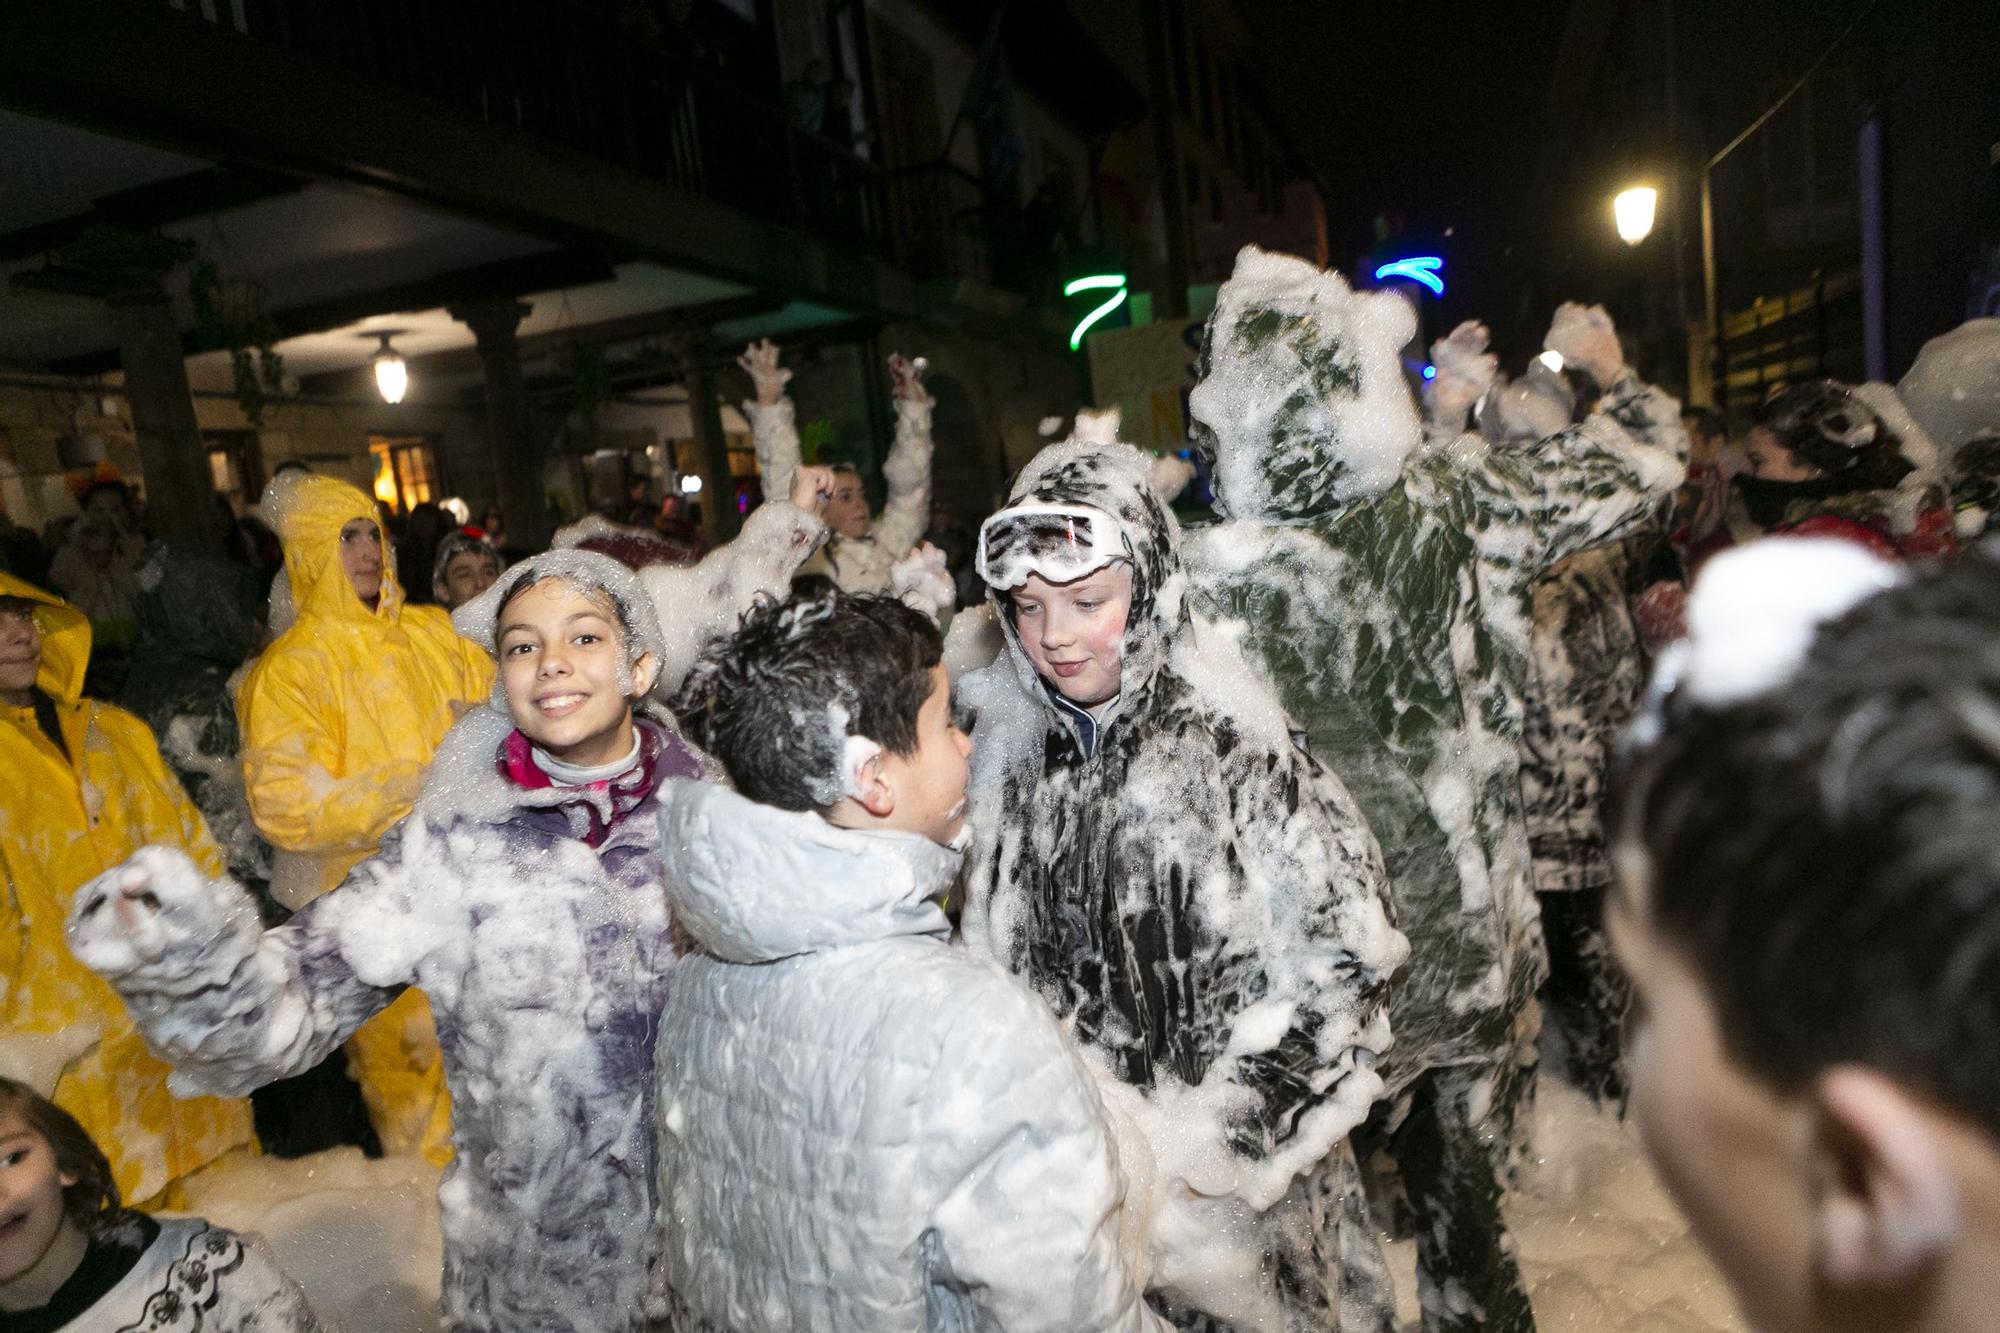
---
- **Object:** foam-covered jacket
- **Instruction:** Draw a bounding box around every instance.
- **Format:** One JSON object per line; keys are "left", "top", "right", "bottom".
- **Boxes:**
{"left": 67, "top": 706, "right": 700, "bottom": 1332}
{"left": 119, "top": 541, "right": 272, "bottom": 893}
{"left": 653, "top": 780, "right": 1167, "bottom": 1333}
{"left": 1184, "top": 246, "right": 1688, "bottom": 1097}
{"left": 748, "top": 390, "right": 932, "bottom": 593}
{"left": 1519, "top": 536, "right": 1653, "bottom": 896}
{"left": 959, "top": 439, "right": 1405, "bottom": 1330}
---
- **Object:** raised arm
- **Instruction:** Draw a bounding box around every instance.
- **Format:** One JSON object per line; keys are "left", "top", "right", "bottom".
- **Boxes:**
{"left": 637, "top": 467, "right": 830, "bottom": 693}
{"left": 739, "top": 338, "right": 801, "bottom": 505}
{"left": 64, "top": 837, "right": 427, "bottom": 1098}
{"left": 1471, "top": 304, "right": 1689, "bottom": 579}
{"left": 921, "top": 977, "right": 1170, "bottom": 1333}
{"left": 869, "top": 353, "right": 935, "bottom": 560}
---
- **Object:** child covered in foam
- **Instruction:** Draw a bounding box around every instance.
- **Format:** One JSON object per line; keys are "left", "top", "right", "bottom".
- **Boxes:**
{"left": 66, "top": 550, "right": 720, "bottom": 1333}
{"left": 958, "top": 436, "right": 1408, "bottom": 1329}
{"left": 654, "top": 590, "right": 1166, "bottom": 1331}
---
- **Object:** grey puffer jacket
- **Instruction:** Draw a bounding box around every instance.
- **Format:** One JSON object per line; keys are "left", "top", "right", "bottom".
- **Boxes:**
{"left": 959, "top": 438, "right": 1406, "bottom": 1331}
{"left": 652, "top": 780, "right": 1167, "bottom": 1333}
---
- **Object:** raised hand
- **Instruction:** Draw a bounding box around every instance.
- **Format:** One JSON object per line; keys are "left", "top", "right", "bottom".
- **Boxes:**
{"left": 66, "top": 846, "right": 252, "bottom": 985}
{"left": 738, "top": 338, "right": 792, "bottom": 406}
{"left": 790, "top": 464, "right": 836, "bottom": 515}
{"left": 1429, "top": 321, "right": 1498, "bottom": 428}
{"left": 1544, "top": 303, "right": 1627, "bottom": 389}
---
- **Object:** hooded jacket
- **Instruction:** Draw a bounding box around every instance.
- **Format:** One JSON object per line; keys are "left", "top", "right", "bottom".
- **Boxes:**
{"left": 749, "top": 387, "right": 933, "bottom": 594}
{"left": 653, "top": 780, "right": 1167, "bottom": 1333}
{"left": 1184, "top": 246, "right": 1689, "bottom": 1097}
{"left": 234, "top": 475, "right": 491, "bottom": 1165}
{"left": 237, "top": 475, "right": 494, "bottom": 908}
{"left": 0, "top": 572, "right": 250, "bottom": 1204}
{"left": 960, "top": 439, "right": 1405, "bottom": 1330}
{"left": 68, "top": 551, "right": 711, "bottom": 1332}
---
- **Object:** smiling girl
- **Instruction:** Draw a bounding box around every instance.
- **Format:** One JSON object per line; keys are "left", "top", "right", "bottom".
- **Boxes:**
{"left": 0, "top": 1077, "right": 319, "bottom": 1330}
{"left": 63, "top": 548, "right": 748, "bottom": 1332}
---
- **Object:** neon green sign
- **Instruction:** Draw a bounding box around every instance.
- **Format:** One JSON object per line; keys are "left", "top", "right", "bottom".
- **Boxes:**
{"left": 1065, "top": 273, "right": 1129, "bottom": 351}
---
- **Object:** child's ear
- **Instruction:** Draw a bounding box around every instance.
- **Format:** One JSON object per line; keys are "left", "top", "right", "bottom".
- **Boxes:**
{"left": 851, "top": 750, "right": 895, "bottom": 818}
{"left": 629, "top": 651, "right": 660, "bottom": 698}
{"left": 1808, "top": 1066, "right": 1962, "bottom": 1288}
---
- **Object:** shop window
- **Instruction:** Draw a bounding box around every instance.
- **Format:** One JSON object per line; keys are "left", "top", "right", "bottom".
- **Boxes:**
{"left": 368, "top": 435, "right": 442, "bottom": 515}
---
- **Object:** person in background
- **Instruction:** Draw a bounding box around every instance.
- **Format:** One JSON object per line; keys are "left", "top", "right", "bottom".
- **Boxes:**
{"left": 395, "top": 502, "right": 452, "bottom": 607}
{"left": 1690, "top": 380, "right": 1957, "bottom": 571}
{"left": 236, "top": 473, "right": 493, "bottom": 1168}
{"left": 0, "top": 1077, "right": 320, "bottom": 1329}
{"left": 1610, "top": 542, "right": 2000, "bottom": 1333}
{"left": 118, "top": 540, "right": 377, "bottom": 1158}
{"left": 431, "top": 530, "right": 503, "bottom": 613}
{"left": 0, "top": 574, "right": 251, "bottom": 1206}
{"left": 739, "top": 339, "right": 936, "bottom": 598}
{"left": 478, "top": 503, "right": 508, "bottom": 555}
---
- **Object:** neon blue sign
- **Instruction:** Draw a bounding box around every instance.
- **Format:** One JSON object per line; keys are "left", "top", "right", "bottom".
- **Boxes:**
{"left": 1373, "top": 256, "right": 1445, "bottom": 296}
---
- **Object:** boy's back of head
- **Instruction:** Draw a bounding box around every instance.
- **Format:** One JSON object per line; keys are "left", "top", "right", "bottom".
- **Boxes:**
{"left": 671, "top": 590, "right": 943, "bottom": 813}
{"left": 1611, "top": 548, "right": 2000, "bottom": 1333}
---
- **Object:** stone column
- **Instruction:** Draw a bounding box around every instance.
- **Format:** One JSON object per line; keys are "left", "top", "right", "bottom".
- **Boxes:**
{"left": 110, "top": 288, "right": 221, "bottom": 553}
{"left": 449, "top": 297, "right": 547, "bottom": 552}
{"left": 19, "top": 226, "right": 218, "bottom": 553}
{"left": 686, "top": 353, "right": 739, "bottom": 545}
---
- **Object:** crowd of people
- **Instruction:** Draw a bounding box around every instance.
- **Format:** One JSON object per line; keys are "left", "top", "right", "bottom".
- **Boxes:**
{"left": 2, "top": 250, "right": 1998, "bottom": 1333}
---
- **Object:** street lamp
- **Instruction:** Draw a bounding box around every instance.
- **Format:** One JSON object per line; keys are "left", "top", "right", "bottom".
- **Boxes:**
{"left": 1613, "top": 186, "right": 1658, "bottom": 245}
{"left": 371, "top": 331, "right": 409, "bottom": 404}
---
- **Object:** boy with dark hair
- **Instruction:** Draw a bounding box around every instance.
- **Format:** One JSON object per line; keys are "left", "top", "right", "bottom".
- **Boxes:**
{"left": 657, "top": 591, "right": 1166, "bottom": 1333}
{"left": 1610, "top": 540, "right": 2000, "bottom": 1333}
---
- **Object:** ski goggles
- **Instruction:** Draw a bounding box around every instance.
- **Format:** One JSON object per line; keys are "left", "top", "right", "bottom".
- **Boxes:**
{"left": 976, "top": 503, "right": 1131, "bottom": 590}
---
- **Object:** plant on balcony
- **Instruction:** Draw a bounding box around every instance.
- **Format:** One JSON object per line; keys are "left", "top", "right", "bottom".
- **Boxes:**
{"left": 190, "top": 261, "right": 285, "bottom": 426}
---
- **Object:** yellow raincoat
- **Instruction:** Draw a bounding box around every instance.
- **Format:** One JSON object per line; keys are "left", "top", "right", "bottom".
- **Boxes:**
{"left": 0, "top": 573, "right": 252, "bottom": 1204}
{"left": 237, "top": 475, "right": 492, "bottom": 1164}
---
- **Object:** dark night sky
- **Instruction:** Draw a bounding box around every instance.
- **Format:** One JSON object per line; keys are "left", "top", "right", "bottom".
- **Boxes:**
{"left": 1236, "top": 1, "right": 1597, "bottom": 348}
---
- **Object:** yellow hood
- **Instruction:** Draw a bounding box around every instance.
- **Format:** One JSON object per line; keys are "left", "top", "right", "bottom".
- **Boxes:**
{"left": 268, "top": 473, "right": 406, "bottom": 624}
{"left": 1, "top": 571, "right": 90, "bottom": 707}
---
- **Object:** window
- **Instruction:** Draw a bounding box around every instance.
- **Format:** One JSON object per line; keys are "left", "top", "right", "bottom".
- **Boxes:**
{"left": 368, "top": 436, "right": 441, "bottom": 515}
{"left": 204, "top": 430, "right": 263, "bottom": 514}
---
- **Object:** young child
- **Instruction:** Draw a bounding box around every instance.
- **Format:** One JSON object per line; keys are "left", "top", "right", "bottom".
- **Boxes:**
{"left": 66, "top": 550, "right": 711, "bottom": 1332}
{"left": 740, "top": 337, "right": 935, "bottom": 596}
{"left": 431, "top": 530, "right": 503, "bottom": 612}
{"left": 1608, "top": 541, "right": 2000, "bottom": 1333}
{"left": 658, "top": 591, "right": 1167, "bottom": 1332}
{"left": 960, "top": 438, "right": 1407, "bottom": 1330}
{"left": 0, "top": 1076, "right": 320, "bottom": 1329}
